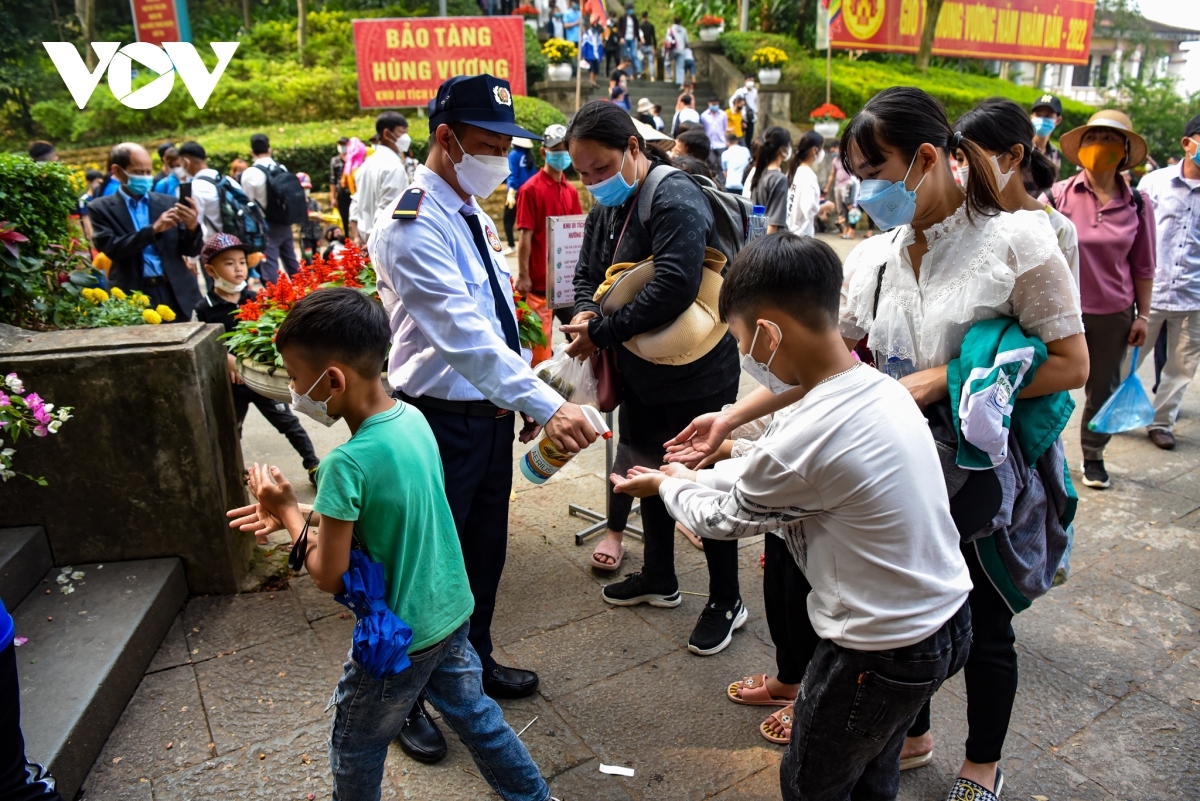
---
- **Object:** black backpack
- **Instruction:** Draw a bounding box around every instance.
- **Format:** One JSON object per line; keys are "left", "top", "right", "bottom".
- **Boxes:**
{"left": 194, "top": 174, "right": 268, "bottom": 252}
{"left": 251, "top": 162, "right": 308, "bottom": 225}
{"left": 637, "top": 166, "right": 752, "bottom": 267}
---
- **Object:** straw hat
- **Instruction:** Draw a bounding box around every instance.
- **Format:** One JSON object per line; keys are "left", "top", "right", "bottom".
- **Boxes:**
{"left": 1059, "top": 109, "right": 1148, "bottom": 170}
{"left": 598, "top": 248, "right": 728, "bottom": 365}
{"left": 632, "top": 117, "right": 674, "bottom": 152}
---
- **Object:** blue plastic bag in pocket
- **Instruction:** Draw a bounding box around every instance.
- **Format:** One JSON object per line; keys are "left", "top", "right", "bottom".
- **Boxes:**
{"left": 1087, "top": 346, "right": 1155, "bottom": 434}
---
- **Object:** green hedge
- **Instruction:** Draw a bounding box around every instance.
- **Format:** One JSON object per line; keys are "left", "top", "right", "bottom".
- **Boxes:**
{"left": 57, "top": 97, "right": 567, "bottom": 185}
{"left": 719, "top": 32, "right": 1095, "bottom": 131}
{"left": 0, "top": 155, "right": 79, "bottom": 251}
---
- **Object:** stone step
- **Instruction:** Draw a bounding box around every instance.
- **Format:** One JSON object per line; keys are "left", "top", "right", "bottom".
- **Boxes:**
{"left": 11, "top": 557, "right": 187, "bottom": 799}
{"left": 0, "top": 526, "right": 53, "bottom": 610}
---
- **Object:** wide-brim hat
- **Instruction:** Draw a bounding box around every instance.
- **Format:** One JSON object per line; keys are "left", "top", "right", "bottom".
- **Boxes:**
{"left": 636, "top": 97, "right": 654, "bottom": 114}
{"left": 632, "top": 117, "right": 673, "bottom": 152}
{"left": 599, "top": 248, "right": 728, "bottom": 365}
{"left": 1060, "top": 109, "right": 1148, "bottom": 170}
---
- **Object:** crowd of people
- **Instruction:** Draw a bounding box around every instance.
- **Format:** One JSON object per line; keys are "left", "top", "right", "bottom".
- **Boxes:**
{"left": 8, "top": 55, "right": 1199, "bottom": 801}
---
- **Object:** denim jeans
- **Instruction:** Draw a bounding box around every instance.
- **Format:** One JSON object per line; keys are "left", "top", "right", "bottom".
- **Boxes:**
{"left": 622, "top": 39, "right": 641, "bottom": 74}
{"left": 328, "top": 621, "right": 549, "bottom": 801}
{"left": 779, "top": 602, "right": 972, "bottom": 801}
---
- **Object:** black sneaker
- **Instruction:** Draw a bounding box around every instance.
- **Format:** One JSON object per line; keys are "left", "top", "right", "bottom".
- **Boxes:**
{"left": 1080, "top": 460, "right": 1110, "bottom": 489}
{"left": 601, "top": 571, "right": 681, "bottom": 608}
{"left": 688, "top": 597, "right": 748, "bottom": 656}
{"left": 307, "top": 464, "right": 320, "bottom": 486}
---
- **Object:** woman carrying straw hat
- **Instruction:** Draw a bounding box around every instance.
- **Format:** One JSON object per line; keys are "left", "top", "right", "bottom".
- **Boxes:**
{"left": 1052, "top": 109, "right": 1157, "bottom": 490}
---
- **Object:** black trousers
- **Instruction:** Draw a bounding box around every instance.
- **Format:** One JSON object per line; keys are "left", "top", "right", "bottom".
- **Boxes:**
{"left": 908, "top": 541, "right": 1017, "bottom": 764}
{"left": 764, "top": 533, "right": 820, "bottom": 686}
{"left": 233, "top": 384, "right": 319, "bottom": 470}
{"left": 416, "top": 404, "right": 515, "bottom": 669}
{"left": 336, "top": 188, "right": 352, "bottom": 236}
{"left": 143, "top": 279, "right": 185, "bottom": 322}
{"left": 0, "top": 643, "right": 64, "bottom": 801}
{"left": 502, "top": 205, "right": 517, "bottom": 248}
{"left": 619, "top": 385, "right": 740, "bottom": 602}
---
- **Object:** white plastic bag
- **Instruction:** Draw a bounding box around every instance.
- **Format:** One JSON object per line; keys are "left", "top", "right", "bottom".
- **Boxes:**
{"left": 535, "top": 348, "right": 599, "bottom": 407}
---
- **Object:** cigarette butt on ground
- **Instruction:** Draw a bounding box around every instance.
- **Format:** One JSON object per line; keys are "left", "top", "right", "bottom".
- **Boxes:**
{"left": 599, "top": 764, "right": 635, "bottom": 777}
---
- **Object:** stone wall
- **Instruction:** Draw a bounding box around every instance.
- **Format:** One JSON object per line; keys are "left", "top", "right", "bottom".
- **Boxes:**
{"left": 0, "top": 323, "right": 253, "bottom": 594}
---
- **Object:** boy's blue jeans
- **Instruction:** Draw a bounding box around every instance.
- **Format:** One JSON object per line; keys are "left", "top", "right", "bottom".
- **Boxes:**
{"left": 779, "top": 601, "right": 972, "bottom": 801}
{"left": 328, "top": 621, "right": 549, "bottom": 801}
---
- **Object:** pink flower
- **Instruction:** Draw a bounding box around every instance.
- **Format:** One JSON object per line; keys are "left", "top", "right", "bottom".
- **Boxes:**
{"left": 0, "top": 394, "right": 8, "bottom": 407}
{"left": 33, "top": 425, "right": 48, "bottom": 437}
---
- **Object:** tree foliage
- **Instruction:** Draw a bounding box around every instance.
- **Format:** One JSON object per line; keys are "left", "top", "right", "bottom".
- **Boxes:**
{"left": 1107, "top": 74, "right": 1200, "bottom": 167}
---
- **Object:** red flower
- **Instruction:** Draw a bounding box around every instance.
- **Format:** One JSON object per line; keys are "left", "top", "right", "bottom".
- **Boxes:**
{"left": 0, "top": 222, "right": 28, "bottom": 259}
{"left": 809, "top": 103, "right": 846, "bottom": 120}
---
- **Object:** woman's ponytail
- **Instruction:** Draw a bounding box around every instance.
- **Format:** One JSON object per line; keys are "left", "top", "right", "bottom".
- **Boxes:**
{"left": 1028, "top": 148, "right": 1058, "bottom": 196}
{"left": 956, "top": 135, "right": 1003, "bottom": 220}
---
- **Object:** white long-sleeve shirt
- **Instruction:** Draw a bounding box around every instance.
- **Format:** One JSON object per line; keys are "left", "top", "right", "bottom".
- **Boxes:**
{"left": 786, "top": 164, "right": 821, "bottom": 237}
{"left": 659, "top": 365, "right": 971, "bottom": 650}
{"left": 239, "top": 155, "right": 276, "bottom": 210}
{"left": 370, "top": 165, "right": 564, "bottom": 425}
{"left": 351, "top": 144, "right": 408, "bottom": 242}
{"left": 189, "top": 167, "right": 240, "bottom": 240}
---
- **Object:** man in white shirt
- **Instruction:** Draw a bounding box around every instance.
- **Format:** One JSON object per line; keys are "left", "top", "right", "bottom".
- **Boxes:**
{"left": 730, "top": 76, "right": 759, "bottom": 144}
{"left": 721, "top": 131, "right": 751, "bottom": 192}
{"left": 616, "top": 233, "right": 971, "bottom": 801}
{"left": 671, "top": 94, "right": 700, "bottom": 137}
{"left": 700, "top": 96, "right": 728, "bottom": 157}
{"left": 371, "top": 74, "right": 598, "bottom": 762}
{"left": 177, "top": 141, "right": 237, "bottom": 241}
{"left": 350, "top": 111, "right": 410, "bottom": 247}
{"left": 666, "top": 17, "right": 690, "bottom": 85}
{"left": 240, "top": 133, "right": 299, "bottom": 283}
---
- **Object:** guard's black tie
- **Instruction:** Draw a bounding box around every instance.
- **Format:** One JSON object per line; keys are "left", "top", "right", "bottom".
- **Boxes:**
{"left": 462, "top": 211, "right": 521, "bottom": 354}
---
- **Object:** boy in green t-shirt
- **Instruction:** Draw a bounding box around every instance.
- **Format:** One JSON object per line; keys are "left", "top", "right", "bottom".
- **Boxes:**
{"left": 228, "top": 288, "right": 556, "bottom": 801}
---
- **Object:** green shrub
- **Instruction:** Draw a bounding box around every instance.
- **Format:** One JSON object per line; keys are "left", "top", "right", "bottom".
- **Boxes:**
{"left": 525, "top": 25, "right": 547, "bottom": 88}
{"left": 0, "top": 154, "right": 79, "bottom": 251}
{"left": 719, "top": 32, "right": 1094, "bottom": 132}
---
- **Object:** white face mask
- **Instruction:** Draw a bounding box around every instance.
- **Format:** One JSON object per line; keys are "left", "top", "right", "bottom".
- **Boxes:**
{"left": 957, "top": 164, "right": 970, "bottom": 186}
{"left": 449, "top": 129, "right": 511, "bottom": 198}
{"left": 214, "top": 276, "right": 247, "bottom": 293}
{"left": 813, "top": 149, "right": 825, "bottom": 166}
{"left": 290, "top": 369, "right": 338, "bottom": 427}
{"left": 337, "top": 145, "right": 346, "bottom": 155}
{"left": 740, "top": 321, "right": 799, "bottom": 395}
{"left": 171, "top": 165, "right": 186, "bottom": 179}
{"left": 397, "top": 133, "right": 412, "bottom": 153}
{"left": 990, "top": 153, "right": 1013, "bottom": 191}
{"left": 782, "top": 147, "right": 793, "bottom": 162}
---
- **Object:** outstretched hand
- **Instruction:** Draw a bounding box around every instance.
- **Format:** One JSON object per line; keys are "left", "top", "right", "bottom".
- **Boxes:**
{"left": 610, "top": 466, "right": 667, "bottom": 498}
{"left": 663, "top": 412, "right": 732, "bottom": 469}
{"left": 226, "top": 502, "right": 284, "bottom": 545}
{"left": 246, "top": 462, "right": 298, "bottom": 521}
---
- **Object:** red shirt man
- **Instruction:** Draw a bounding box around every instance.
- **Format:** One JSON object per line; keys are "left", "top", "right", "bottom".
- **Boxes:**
{"left": 516, "top": 124, "right": 583, "bottom": 363}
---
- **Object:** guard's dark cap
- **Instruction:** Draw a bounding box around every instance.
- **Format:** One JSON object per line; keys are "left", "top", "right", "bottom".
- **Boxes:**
{"left": 427, "top": 75, "right": 541, "bottom": 140}
{"left": 1032, "top": 94, "right": 1063, "bottom": 116}
{"left": 1185, "top": 113, "right": 1200, "bottom": 139}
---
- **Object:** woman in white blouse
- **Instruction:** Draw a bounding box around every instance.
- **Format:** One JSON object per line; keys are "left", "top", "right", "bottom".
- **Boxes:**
{"left": 954, "top": 98, "right": 1080, "bottom": 286}
{"left": 665, "top": 88, "right": 1089, "bottom": 800}
{"left": 785, "top": 130, "right": 826, "bottom": 237}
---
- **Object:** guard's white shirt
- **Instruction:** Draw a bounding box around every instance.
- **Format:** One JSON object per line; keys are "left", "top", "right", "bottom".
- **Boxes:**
{"left": 660, "top": 366, "right": 972, "bottom": 651}
{"left": 190, "top": 167, "right": 239, "bottom": 240}
{"left": 351, "top": 144, "right": 408, "bottom": 241}
{"left": 239, "top": 155, "right": 277, "bottom": 209}
{"left": 371, "top": 165, "right": 565, "bottom": 424}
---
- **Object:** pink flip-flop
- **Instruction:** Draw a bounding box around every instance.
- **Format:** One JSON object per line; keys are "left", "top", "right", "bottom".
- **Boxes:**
{"left": 760, "top": 704, "right": 794, "bottom": 745}
{"left": 727, "top": 674, "right": 793, "bottom": 707}
{"left": 590, "top": 538, "right": 625, "bottom": 572}
{"left": 677, "top": 524, "right": 705, "bottom": 551}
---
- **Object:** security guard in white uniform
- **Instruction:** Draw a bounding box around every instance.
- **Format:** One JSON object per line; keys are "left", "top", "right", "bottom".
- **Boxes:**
{"left": 371, "top": 74, "right": 598, "bottom": 763}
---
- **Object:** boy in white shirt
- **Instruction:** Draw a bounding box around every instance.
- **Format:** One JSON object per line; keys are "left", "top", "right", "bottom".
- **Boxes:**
{"left": 613, "top": 232, "right": 973, "bottom": 801}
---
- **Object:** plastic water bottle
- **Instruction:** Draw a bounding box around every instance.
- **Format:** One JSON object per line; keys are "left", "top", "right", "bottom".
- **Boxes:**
{"left": 748, "top": 205, "right": 767, "bottom": 242}
{"left": 520, "top": 406, "right": 612, "bottom": 484}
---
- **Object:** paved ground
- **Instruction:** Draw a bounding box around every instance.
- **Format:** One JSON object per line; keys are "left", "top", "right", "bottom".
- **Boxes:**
{"left": 79, "top": 234, "right": 1200, "bottom": 799}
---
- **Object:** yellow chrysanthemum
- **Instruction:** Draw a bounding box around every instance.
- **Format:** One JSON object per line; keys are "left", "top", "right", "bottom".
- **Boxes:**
{"left": 92, "top": 288, "right": 109, "bottom": 303}
{"left": 134, "top": 292, "right": 150, "bottom": 307}
{"left": 110, "top": 287, "right": 127, "bottom": 300}
{"left": 156, "top": 304, "right": 176, "bottom": 322}
{"left": 142, "top": 308, "right": 163, "bottom": 325}
{"left": 81, "top": 288, "right": 95, "bottom": 302}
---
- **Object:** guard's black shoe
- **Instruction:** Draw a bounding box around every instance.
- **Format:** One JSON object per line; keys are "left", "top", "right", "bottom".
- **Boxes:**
{"left": 482, "top": 663, "right": 540, "bottom": 698}
{"left": 688, "top": 597, "right": 748, "bottom": 656}
{"left": 397, "top": 696, "right": 447, "bottom": 763}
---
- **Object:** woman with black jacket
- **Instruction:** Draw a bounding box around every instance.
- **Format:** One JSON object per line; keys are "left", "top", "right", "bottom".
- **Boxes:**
{"left": 561, "top": 101, "right": 745, "bottom": 655}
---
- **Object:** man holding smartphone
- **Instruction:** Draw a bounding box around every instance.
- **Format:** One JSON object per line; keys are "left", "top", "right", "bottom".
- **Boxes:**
{"left": 90, "top": 141, "right": 204, "bottom": 320}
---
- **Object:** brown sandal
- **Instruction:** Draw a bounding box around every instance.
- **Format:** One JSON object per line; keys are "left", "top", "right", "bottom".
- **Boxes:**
{"left": 760, "top": 704, "right": 793, "bottom": 745}
{"left": 727, "top": 674, "right": 793, "bottom": 707}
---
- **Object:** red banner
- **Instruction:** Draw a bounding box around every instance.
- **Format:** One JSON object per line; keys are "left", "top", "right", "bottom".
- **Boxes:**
{"left": 829, "top": 0, "right": 1096, "bottom": 65}
{"left": 130, "top": 0, "right": 181, "bottom": 46}
{"left": 353, "top": 16, "right": 527, "bottom": 108}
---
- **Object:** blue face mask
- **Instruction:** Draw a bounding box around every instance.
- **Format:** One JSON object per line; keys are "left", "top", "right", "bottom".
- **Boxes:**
{"left": 587, "top": 149, "right": 639, "bottom": 207}
{"left": 856, "top": 150, "right": 928, "bottom": 232}
{"left": 546, "top": 151, "right": 572, "bottom": 171}
{"left": 1032, "top": 116, "right": 1056, "bottom": 138}
{"left": 123, "top": 170, "right": 155, "bottom": 197}
{"left": 1189, "top": 138, "right": 1200, "bottom": 168}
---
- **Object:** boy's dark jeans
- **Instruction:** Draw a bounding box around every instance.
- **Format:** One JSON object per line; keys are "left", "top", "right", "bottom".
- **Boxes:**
{"left": 1, "top": 643, "right": 64, "bottom": 801}
{"left": 780, "top": 602, "right": 972, "bottom": 801}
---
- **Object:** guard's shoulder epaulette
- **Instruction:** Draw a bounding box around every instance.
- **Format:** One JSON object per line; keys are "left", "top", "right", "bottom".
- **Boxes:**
{"left": 392, "top": 187, "right": 426, "bottom": 220}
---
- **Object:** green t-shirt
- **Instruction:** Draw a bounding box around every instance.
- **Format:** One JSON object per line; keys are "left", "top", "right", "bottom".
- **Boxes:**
{"left": 313, "top": 401, "right": 473, "bottom": 652}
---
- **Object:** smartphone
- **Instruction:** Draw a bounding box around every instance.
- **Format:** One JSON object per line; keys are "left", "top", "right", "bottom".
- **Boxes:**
{"left": 178, "top": 182, "right": 192, "bottom": 202}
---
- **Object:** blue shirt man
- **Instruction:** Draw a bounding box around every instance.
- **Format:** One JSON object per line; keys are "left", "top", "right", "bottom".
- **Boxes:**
{"left": 563, "top": 2, "right": 581, "bottom": 44}
{"left": 119, "top": 189, "right": 166, "bottom": 278}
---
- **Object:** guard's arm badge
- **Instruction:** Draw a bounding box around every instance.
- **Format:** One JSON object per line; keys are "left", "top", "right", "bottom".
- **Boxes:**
{"left": 392, "top": 187, "right": 426, "bottom": 220}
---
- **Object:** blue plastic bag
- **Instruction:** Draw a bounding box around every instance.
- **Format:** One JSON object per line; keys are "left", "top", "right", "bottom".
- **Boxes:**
{"left": 1087, "top": 346, "right": 1155, "bottom": 434}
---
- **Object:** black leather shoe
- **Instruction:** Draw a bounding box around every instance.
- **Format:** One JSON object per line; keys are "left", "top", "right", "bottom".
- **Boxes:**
{"left": 397, "top": 697, "right": 447, "bottom": 763}
{"left": 482, "top": 663, "right": 539, "bottom": 699}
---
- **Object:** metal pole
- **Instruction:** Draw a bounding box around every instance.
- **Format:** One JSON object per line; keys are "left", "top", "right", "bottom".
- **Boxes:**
{"left": 438, "top": 0, "right": 447, "bottom": 16}
{"left": 571, "top": 410, "right": 643, "bottom": 546}
{"left": 826, "top": 14, "right": 832, "bottom": 105}
{"left": 575, "top": 40, "right": 583, "bottom": 110}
